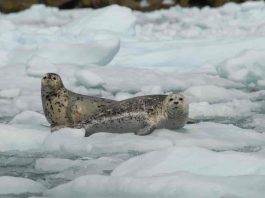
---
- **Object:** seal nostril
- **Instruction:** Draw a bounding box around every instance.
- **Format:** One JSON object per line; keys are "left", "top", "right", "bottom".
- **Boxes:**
{"left": 174, "top": 101, "right": 179, "bottom": 105}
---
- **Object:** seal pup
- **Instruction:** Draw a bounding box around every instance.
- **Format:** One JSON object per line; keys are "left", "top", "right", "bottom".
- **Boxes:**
{"left": 41, "top": 73, "right": 115, "bottom": 132}
{"left": 81, "top": 93, "right": 189, "bottom": 137}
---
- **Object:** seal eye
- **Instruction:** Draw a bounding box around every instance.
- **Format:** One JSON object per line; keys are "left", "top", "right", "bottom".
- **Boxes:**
{"left": 169, "top": 98, "right": 174, "bottom": 102}
{"left": 43, "top": 76, "right": 47, "bottom": 79}
{"left": 53, "top": 77, "right": 56, "bottom": 80}
{"left": 179, "top": 98, "right": 183, "bottom": 101}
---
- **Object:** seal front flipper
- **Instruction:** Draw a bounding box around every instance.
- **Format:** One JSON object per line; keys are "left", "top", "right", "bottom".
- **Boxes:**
{"left": 51, "top": 125, "right": 65, "bottom": 132}
{"left": 135, "top": 124, "right": 156, "bottom": 136}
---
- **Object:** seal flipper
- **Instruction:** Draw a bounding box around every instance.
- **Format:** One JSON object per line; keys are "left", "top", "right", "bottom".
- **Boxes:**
{"left": 187, "top": 118, "right": 200, "bottom": 124}
{"left": 84, "top": 124, "right": 99, "bottom": 137}
{"left": 135, "top": 124, "right": 156, "bottom": 136}
{"left": 51, "top": 125, "right": 65, "bottom": 132}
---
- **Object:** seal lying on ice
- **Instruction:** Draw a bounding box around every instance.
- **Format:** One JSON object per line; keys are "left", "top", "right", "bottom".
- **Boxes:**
{"left": 80, "top": 93, "right": 189, "bottom": 137}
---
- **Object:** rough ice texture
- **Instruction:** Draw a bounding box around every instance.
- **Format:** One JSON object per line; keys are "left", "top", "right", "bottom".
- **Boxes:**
{"left": 65, "top": 5, "right": 137, "bottom": 35}
{"left": 216, "top": 50, "right": 265, "bottom": 86}
{"left": 2, "top": 121, "right": 264, "bottom": 155}
{"left": 45, "top": 173, "right": 265, "bottom": 198}
{"left": 9, "top": 111, "right": 49, "bottom": 126}
{"left": 112, "top": 146, "right": 265, "bottom": 177}
{"left": 0, "top": 176, "right": 45, "bottom": 195}
{"left": 1, "top": 2, "right": 265, "bottom": 197}
{"left": 75, "top": 70, "right": 105, "bottom": 88}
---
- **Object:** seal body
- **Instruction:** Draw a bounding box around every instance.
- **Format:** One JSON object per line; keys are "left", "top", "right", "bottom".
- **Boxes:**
{"left": 41, "top": 73, "right": 115, "bottom": 132}
{"left": 81, "top": 93, "right": 189, "bottom": 137}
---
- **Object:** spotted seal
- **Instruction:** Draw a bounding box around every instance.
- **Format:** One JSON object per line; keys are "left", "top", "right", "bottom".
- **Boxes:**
{"left": 80, "top": 93, "right": 189, "bottom": 137}
{"left": 41, "top": 73, "right": 115, "bottom": 132}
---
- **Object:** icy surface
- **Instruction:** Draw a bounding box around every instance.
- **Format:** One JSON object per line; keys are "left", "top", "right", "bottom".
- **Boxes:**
{"left": 1, "top": 2, "right": 265, "bottom": 197}
{"left": 0, "top": 176, "right": 45, "bottom": 195}
{"left": 112, "top": 146, "right": 265, "bottom": 177}
{"left": 46, "top": 173, "right": 265, "bottom": 198}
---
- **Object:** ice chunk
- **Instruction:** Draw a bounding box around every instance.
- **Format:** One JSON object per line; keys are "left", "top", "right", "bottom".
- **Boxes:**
{"left": 111, "top": 38, "right": 265, "bottom": 70}
{"left": 9, "top": 111, "right": 48, "bottom": 127}
{"left": 153, "top": 122, "right": 265, "bottom": 151}
{"left": 43, "top": 128, "right": 172, "bottom": 156}
{"left": 189, "top": 99, "right": 262, "bottom": 119}
{"left": 112, "top": 147, "right": 265, "bottom": 177}
{"left": 244, "top": 114, "right": 265, "bottom": 133}
{"left": 26, "top": 56, "right": 57, "bottom": 78}
{"left": 240, "top": 1, "right": 265, "bottom": 12}
{"left": 35, "top": 158, "right": 79, "bottom": 172}
{"left": 75, "top": 70, "right": 105, "bottom": 88}
{"left": 0, "top": 176, "right": 45, "bottom": 195}
{"left": 45, "top": 173, "right": 265, "bottom": 198}
{"left": 0, "top": 124, "right": 48, "bottom": 151}
{"left": 0, "top": 88, "right": 20, "bottom": 98}
{"left": 6, "top": 4, "right": 68, "bottom": 26}
{"left": 65, "top": 5, "right": 136, "bottom": 35}
{"left": 216, "top": 50, "right": 265, "bottom": 86}
{"left": 43, "top": 122, "right": 265, "bottom": 156}
{"left": 35, "top": 157, "right": 124, "bottom": 181}
{"left": 184, "top": 85, "right": 248, "bottom": 103}
{"left": 35, "top": 39, "right": 120, "bottom": 66}
{"left": 0, "top": 50, "right": 9, "bottom": 68}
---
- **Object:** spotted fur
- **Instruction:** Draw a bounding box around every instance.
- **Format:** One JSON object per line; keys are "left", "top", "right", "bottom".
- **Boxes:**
{"left": 41, "top": 73, "right": 115, "bottom": 132}
{"left": 80, "top": 93, "right": 189, "bottom": 137}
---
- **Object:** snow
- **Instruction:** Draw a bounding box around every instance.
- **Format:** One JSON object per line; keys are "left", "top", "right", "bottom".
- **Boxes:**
{"left": 1, "top": 2, "right": 265, "bottom": 197}
{"left": 0, "top": 176, "right": 45, "bottom": 195}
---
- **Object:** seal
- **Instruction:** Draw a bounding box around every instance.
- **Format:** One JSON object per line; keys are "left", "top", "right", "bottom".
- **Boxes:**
{"left": 81, "top": 93, "right": 189, "bottom": 137}
{"left": 41, "top": 73, "right": 115, "bottom": 132}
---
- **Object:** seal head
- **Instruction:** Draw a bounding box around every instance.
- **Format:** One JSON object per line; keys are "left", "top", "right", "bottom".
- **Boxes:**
{"left": 41, "top": 73, "right": 64, "bottom": 94}
{"left": 160, "top": 93, "right": 189, "bottom": 129}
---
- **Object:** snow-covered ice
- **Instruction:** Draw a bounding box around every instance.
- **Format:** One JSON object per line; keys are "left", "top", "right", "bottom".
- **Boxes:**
{"left": 112, "top": 146, "right": 265, "bottom": 177}
{"left": 1, "top": 2, "right": 265, "bottom": 197}
{"left": 45, "top": 173, "right": 265, "bottom": 198}
{"left": 0, "top": 176, "right": 45, "bottom": 196}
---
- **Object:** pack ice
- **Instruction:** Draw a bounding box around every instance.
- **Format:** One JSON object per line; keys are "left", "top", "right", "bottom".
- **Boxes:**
{"left": 1, "top": 2, "right": 265, "bottom": 198}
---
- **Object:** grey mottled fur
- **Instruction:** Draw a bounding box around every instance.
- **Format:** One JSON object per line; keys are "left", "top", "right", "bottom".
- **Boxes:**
{"left": 80, "top": 93, "right": 189, "bottom": 137}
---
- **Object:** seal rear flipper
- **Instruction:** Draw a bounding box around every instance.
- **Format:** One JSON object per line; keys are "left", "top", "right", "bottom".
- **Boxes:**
{"left": 187, "top": 118, "right": 200, "bottom": 124}
{"left": 84, "top": 124, "right": 98, "bottom": 137}
{"left": 135, "top": 125, "right": 156, "bottom": 136}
